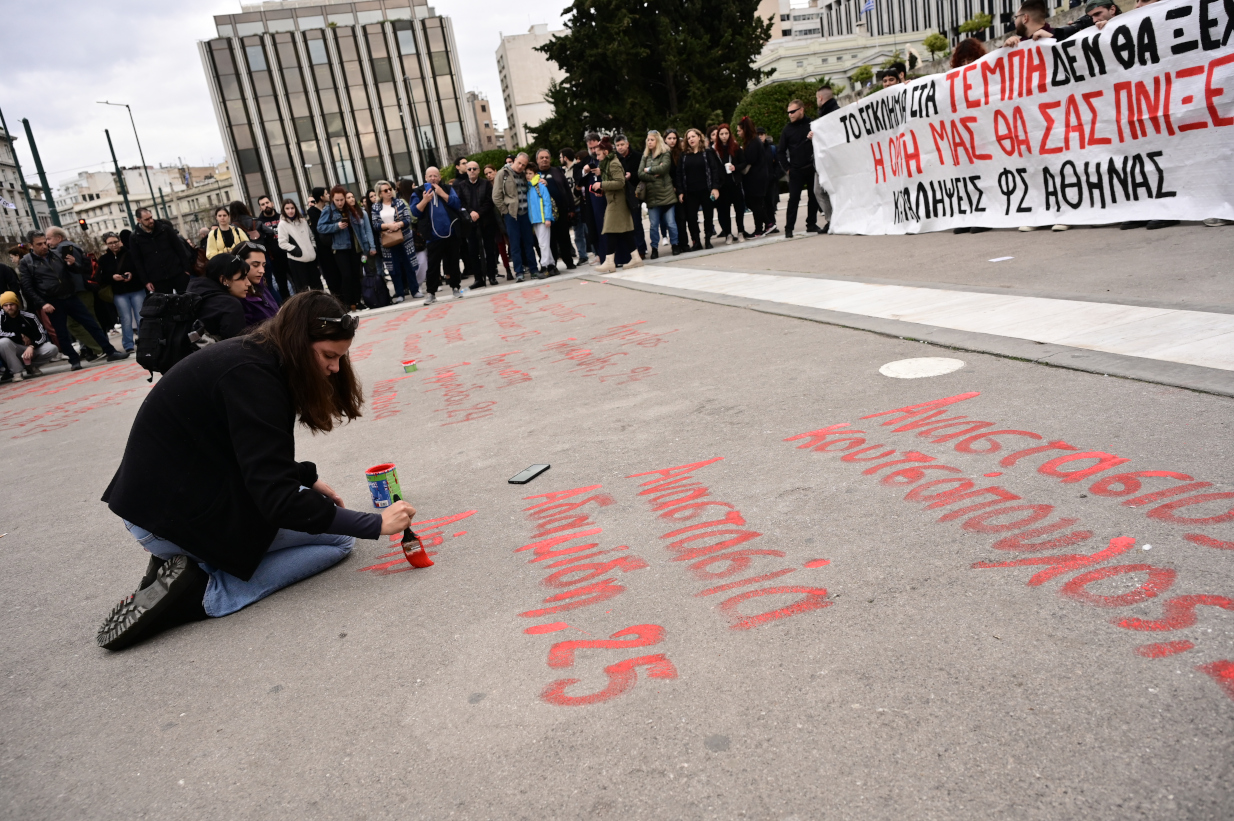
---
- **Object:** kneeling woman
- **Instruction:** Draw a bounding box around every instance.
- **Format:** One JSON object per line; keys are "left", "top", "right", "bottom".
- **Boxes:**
{"left": 97, "top": 290, "right": 415, "bottom": 650}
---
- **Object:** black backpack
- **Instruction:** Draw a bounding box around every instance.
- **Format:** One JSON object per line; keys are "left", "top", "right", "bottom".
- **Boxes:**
{"left": 136, "top": 292, "right": 202, "bottom": 381}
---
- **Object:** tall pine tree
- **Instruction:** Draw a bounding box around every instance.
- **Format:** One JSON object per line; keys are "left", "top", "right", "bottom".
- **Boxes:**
{"left": 529, "top": 0, "right": 773, "bottom": 148}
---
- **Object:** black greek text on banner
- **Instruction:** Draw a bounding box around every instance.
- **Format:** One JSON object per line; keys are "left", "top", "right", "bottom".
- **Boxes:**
{"left": 812, "top": 0, "right": 1234, "bottom": 234}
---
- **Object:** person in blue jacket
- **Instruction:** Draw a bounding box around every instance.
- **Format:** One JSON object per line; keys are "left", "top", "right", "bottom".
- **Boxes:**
{"left": 411, "top": 167, "right": 464, "bottom": 304}
{"left": 316, "top": 186, "right": 376, "bottom": 310}
{"left": 525, "top": 166, "right": 554, "bottom": 278}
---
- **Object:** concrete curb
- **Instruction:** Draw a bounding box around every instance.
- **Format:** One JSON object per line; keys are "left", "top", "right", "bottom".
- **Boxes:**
{"left": 582, "top": 273, "right": 1234, "bottom": 398}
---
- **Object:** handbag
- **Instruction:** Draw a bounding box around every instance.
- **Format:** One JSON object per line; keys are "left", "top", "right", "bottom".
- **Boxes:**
{"left": 635, "top": 181, "right": 647, "bottom": 201}
{"left": 381, "top": 228, "right": 403, "bottom": 248}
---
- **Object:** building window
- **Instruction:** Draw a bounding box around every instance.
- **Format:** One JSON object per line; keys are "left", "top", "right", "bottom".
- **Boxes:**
{"left": 480, "top": 104, "right": 486, "bottom": 112}
{"left": 780, "top": 13, "right": 790, "bottom": 20}
{"left": 782, "top": 28, "right": 792, "bottom": 35}
{"left": 796, "top": 61, "right": 804, "bottom": 67}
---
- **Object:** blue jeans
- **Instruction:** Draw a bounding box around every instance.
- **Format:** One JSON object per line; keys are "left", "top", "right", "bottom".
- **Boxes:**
{"left": 502, "top": 213, "right": 536, "bottom": 274}
{"left": 112, "top": 290, "right": 146, "bottom": 351}
{"left": 124, "top": 520, "right": 354, "bottom": 617}
{"left": 647, "top": 205, "right": 679, "bottom": 248}
{"left": 387, "top": 243, "right": 416, "bottom": 296}
{"left": 573, "top": 222, "right": 589, "bottom": 260}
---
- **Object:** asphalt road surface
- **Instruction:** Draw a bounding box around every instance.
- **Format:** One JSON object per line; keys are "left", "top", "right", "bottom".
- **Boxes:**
{"left": 2, "top": 237, "right": 1232, "bottom": 819}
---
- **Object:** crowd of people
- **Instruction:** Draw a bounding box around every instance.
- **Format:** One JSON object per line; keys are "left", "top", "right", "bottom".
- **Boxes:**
{"left": 5, "top": 0, "right": 1226, "bottom": 386}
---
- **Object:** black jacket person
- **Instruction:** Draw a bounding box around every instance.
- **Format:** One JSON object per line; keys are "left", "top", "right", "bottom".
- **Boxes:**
{"left": 96, "top": 290, "right": 417, "bottom": 651}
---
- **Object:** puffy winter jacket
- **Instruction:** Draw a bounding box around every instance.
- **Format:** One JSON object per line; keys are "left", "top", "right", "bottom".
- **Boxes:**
{"left": 637, "top": 151, "right": 677, "bottom": 207}
{"left": 18, "top": 251, "right": 75, "bottom": 306}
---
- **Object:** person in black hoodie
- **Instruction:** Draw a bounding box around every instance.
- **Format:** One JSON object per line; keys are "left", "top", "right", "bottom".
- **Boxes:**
{"left": 306, "top": 187, "right": 341, "bottom": 295}
{"left": 255, "top": 195, "right": 291, "bottom": 300}
{"left": 614, "top": 135, "right": 648, "bottom": 258}
{"left": 186, "top": 254, "right": 250, "bottom": 341}
{"left": 737, "top": 117, "right": 769, "bottom": 237}
{"left": 778, "top": 99, "right": 822, "bottom": 238}
{"left": 96, "top": 290, "right": 417, "bottom": 650}
{"left": 813, "top": 87, "right": 841, "bottom": 233}
{"left": 0, "top": 290, "right": 59, "bottom": 380}
{"left": 129, "top": 208, "right": 194, "bottom": 294}
{"left": 99, "top": 231, "right": 146, "bottom": 353}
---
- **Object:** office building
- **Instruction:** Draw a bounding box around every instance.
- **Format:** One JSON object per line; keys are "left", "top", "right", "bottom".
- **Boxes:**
{"left": 495, "top": 24, "right": 564, "bottom": 149}
{"left": 201, "top": 0, "right": 472, "bottom": 209}
{"left": 464, "top": 91, "right": 498, "bottom": 152}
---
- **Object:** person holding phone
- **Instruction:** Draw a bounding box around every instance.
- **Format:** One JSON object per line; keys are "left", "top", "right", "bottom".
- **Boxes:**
{"left": 412, "top": 167, "right": 465, "bottom": 303}
{"left": 591, "top": 136, "right": 642, "bottom": 273}
{"left": 316, "top": 186, "right": 376, "bottom": 311}
{"left": 99, "top": 231, "right": 145, "bottom": 353}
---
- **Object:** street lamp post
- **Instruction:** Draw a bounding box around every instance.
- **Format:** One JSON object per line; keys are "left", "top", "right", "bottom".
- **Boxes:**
{"left": 98, "top": 101, "right": 163, "bottom": 221}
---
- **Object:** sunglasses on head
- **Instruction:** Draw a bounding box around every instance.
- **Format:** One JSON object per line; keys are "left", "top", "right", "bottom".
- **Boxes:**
{"left": 317, "top": 314, "right": 359, "bottom": 332}
{"left": 235, "top": 241, "right": 265, "bottom": 255}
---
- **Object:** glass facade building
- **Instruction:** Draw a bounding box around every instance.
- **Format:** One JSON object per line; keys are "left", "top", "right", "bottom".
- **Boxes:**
{"left": 200, "top": 0, "right": 473, "bottom": 209}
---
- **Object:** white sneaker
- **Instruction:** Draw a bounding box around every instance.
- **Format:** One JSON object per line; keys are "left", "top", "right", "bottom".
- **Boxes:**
{"left": 452, "top": 288, "right": 464, "bottom": 299}
{"left": 424, "top": 292, "right": 437, "bottom": 304}
{"left": 1018, "top": 225, "right": 1037, "bottom": 232}
{"left": 1204, "top": 218, "right": 1233, "bottom": 227}
{"left": 392, "top": 295, "right": 404, "bottom": 304}
{"left": 10, "top": 372, "right": 22, "bottom": 382}
{"left": 1051, "top": 224, "right": 1070, "bottom": 232}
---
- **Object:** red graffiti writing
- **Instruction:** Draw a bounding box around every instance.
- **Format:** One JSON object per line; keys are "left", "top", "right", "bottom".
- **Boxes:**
{"left": 626, "top": 458, "right": 832, "bottom": 630}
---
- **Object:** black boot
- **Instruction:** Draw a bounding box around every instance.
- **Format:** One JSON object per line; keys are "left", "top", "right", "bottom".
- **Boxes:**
{"left": 650, "top": 248, "right": 659, "bottom": 260}
{"left": 704, "top": 238, "right": 713, "bottom": 250}
{"left": 138, "top": 555, "right": 167, "bottom": 590}
{"left": 96, "top": 556, "right": 209, "bottom": 651}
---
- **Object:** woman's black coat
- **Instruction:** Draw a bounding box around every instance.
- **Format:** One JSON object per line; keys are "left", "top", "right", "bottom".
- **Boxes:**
{"left": 103, "top": 337, "right": 340, "bottom": 579}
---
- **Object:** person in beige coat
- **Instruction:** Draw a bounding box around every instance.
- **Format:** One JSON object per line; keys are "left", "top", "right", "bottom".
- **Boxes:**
{"left": 591, "top": 136, "right": 642, "bottom": 273}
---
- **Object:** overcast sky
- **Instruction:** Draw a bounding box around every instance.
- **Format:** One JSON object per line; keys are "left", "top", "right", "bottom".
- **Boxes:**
{"left": 0, "top": 0, "right": 566, "bottom": 190}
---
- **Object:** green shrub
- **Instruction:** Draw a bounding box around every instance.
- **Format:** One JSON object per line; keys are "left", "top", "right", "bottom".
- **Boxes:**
{"left": 959, "top": 13, "right": 992, "bottom": 34}
{"left": 922, "top": 32, "right": 950, "bottom": 60}
{"left": 730, "top": 77, "right": 838, "bottom": 142}
{"left": 438, "top": 148, "right": 520, "bottom": 182}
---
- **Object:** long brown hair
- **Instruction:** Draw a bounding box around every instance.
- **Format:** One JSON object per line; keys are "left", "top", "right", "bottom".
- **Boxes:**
{"left": 738, "top": 116, "right": 759, "bottom": 148}
{"left": 329, "top": 184, "right": 363, "bottom": 222}
{"left": 247, "top": 291, "right": 363, "bottom": 433}
{"left": 712, "top": 123, "right": 738, "bottom": 160}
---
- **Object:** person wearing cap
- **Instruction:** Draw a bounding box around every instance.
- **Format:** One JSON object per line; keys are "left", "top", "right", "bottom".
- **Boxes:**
{"left": 0, "top": 290, "right": 59, "bottom": 382}
{"left": 96, "top": 290, "right": 418, "bottom": 651}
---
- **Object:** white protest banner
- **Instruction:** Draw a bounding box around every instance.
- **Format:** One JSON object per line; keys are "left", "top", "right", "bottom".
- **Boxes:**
{"left": 812, "top": 0, "right": 1234, "bottom": 234}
